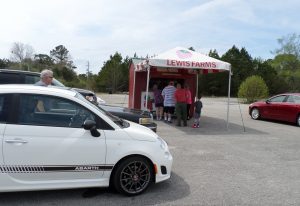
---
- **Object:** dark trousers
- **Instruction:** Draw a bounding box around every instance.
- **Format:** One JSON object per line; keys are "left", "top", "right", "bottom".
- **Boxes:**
{"left": 187, "top": 104, "right": 191, "bottom": 119}
{"left": 175, "top": 102, "right": 187, "bottom": 126}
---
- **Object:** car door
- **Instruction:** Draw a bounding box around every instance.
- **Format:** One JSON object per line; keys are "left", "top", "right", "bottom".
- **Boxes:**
{"left": 0, "top": 94, "right": 11, "bottom": 170}
{"left": 3, "top": 94, "right": 108, "bottom": 183}
{"left": 283, "top": 95, "right": 300, "bottom": 122}
{"left": 264, "top": 95, "right": 287, "bottom": 120}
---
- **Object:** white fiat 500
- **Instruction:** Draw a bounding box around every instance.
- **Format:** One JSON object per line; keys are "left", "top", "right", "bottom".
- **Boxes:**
{"left": 0, "top": 85, "right": 172, "bottom": 196}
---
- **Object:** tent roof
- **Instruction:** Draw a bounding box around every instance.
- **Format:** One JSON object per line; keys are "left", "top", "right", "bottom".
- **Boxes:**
{"left": 135, "top": 47, "right": 231, "bottom": 72}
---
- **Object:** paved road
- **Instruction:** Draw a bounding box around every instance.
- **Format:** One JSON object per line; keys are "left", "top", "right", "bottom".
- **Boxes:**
{"left": 1, "top": 97, "right": 300, "bottom": 205}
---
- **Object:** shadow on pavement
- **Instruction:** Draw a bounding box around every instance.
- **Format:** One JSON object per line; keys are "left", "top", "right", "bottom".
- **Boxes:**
{"left": 0, "top": 173, "right": 189, "bottom": 206}
{"left": 159, "top": 116, "right": 269, "bottom": 136}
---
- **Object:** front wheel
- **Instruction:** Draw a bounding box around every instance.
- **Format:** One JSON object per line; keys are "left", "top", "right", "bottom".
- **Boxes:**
{"left": 297, "top": 115, "right": 300, "bottom": 127}
{"left": 251, "top": 108, "right": 260, "bottom": 120}
{"left": 113, "top": 156, "right": 153, "bottom": 196}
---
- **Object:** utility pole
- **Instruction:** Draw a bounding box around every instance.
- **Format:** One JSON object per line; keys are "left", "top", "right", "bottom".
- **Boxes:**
{"left": 86, "top": 61, "right": 90, "bottom": 89}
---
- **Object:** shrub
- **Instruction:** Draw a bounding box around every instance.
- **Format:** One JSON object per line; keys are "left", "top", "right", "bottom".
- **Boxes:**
{"left": 238, "top": 75, "right": 269, "bottom": 103}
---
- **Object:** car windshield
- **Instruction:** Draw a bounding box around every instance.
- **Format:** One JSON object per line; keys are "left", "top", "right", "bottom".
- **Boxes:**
{"left": 52, "top": 78, "right": 65, "bottom": 87}
{"left": 75, "top": 93, "right": 129, "bottom": 128}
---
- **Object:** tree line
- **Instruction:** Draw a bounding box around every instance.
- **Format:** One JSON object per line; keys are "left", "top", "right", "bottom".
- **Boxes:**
{"left": 1, "top": 33, "right": 300, "bottom": 96}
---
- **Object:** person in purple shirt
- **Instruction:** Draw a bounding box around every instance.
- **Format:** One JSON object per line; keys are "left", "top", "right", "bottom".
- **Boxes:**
{"left": 153, "top": 84, "right": 164, "bottom": 120}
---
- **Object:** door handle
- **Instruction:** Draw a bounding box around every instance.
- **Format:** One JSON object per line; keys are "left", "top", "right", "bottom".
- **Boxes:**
{"left": 5, "top": 139, "right": 28, "bottom": 144}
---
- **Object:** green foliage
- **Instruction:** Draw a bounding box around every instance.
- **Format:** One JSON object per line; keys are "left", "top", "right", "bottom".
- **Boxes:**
{"left": 270, "top": 33, "right": 300, "bottom": 92}
{"left": 208, "top": 49, "right": 220, "bottom": 59}
{"left": 50, "top": 45, "right": 70, "bottom": 63}
{"left": 95, "top": 52, "right": 130, "bottom": 93}
{"left": 5, "top": 35, "right": 300, "bottom": 94}
{"left": 0, "top": 59, "right": 11, "bottom": 68}
{"left": 274, "top": 33, "right": 300, "bottom": 57}
{"left": 222, "top": 46, "right": 254, "bottom": 96}
{"left": 238, "top": 75, "right": 269, "bottom": 103}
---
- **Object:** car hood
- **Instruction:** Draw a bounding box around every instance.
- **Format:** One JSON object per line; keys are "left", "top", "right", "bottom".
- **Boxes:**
{"left": 124, "top": 121, "right": 158, "bottom": 142}
{"left": 250, "top": 101, "right": 266, "bottom": 107}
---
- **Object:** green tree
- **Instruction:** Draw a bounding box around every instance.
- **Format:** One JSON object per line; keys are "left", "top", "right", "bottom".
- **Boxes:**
{"left": 10, "top": 42, "right": 34, "bottom": 62}
{"left": 274, "top": 33, "right": 300, "bottom": 58}
{"left": 253, "top": 58, "right": 288, "bottom": 95}
{"left": 271, "top": 33, "right": 300, "bottom": 92}
{"left": 221, "top": 46, "right": 254, "bottom": 96}
{"left": 238, "top": 75, "right": 269, "bottom": 103}
{"left": 49, "top": 45, "right": 78, "bottom": 85}
{"left": 50, "top": 45, "right": 70, "bottom": 64}
{"left": 0, "top": 59, "right": 11, "bottom": 68}
{"left": 188, "top": 47, "right": 195, "bottom": 51}
{"left": 95, "top": 52, "right": 129, "bottom": 93}
{"left": 208, "top": 49, "right": 220, "bottom": 59}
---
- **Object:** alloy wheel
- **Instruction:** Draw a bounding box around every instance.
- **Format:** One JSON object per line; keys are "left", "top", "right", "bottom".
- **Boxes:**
{"left": 119, "top": 160, "right": 151, "bottom": 195}
{"left": 251, "top": 108, "right": 260, "bottom": 120}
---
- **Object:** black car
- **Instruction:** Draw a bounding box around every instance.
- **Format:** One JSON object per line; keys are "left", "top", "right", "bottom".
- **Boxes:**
{"left": 0, "top": 69, "right": 157, "bottom": 132}
{"left": 72, "top": 87, "right": 156, "bottom": 132}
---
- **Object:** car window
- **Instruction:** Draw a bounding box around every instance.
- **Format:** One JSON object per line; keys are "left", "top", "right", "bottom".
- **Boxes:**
{"left": 286, "top": 95, "right": 295, "bottom": 103}
{"left": 0, "top": 94, "right": 10, "bottom": 123}
{"left": 17, "top": 94, "right": 96, "bottom": 128}
{"left": 24, "top": 74, "right": 40, "bottom": 84}
{"left": 75, "top": 93, "right": 127, "bottom": 128}
{"left": 269, "top": 95, "right": 286, "bottom": 103}
{"left": 0, "top": 73, "right": 21, "bottom": 84}
{"left": 292, "top": 95, "right": 300, "bottom": 104}
{"left": 51, "top": 78, "right": 65, "bottom": 87}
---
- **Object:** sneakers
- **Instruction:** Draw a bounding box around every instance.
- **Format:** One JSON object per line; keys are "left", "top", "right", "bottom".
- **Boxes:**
{"left": 192, "top": 124, "right": 200, "bottom": 128}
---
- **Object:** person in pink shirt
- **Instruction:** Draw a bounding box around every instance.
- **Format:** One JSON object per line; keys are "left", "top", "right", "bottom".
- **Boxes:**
{"left": 185, "top": 84, "right": 192, "bottom": 120}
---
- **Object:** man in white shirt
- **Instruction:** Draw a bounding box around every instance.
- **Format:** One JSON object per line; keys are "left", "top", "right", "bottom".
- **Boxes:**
{"left": 161, "top": 81, "right": 176, "bottom": 123}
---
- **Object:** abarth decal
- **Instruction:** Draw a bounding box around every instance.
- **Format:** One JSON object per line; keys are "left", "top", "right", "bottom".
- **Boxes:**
{"left": 0, "top": 165, "right": 114, "bottom": 173}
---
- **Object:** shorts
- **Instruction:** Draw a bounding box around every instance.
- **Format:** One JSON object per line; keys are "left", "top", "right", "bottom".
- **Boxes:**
{"left": 164, "top": 106, "right": 175, "bottom": 114}
{"left": 155, "top": 103, "right": 164, "bottom": 107}
{"left": 194, "top": 112, "right": 201, "bottom": 118}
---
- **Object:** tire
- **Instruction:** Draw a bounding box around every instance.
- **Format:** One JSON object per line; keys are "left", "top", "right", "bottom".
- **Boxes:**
{"left": 251, "top": 108, "right": 260, "bottom": 120}
{"left": 112, "top": 156, "right": 153, "bottom": 196}
{"left": 297, "top": 115, "right": 300, "bottom": 127}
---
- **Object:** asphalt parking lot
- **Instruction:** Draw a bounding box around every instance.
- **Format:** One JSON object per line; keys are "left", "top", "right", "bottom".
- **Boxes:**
{"left": 1, "top": 95, "right": 300, "bottom": 206}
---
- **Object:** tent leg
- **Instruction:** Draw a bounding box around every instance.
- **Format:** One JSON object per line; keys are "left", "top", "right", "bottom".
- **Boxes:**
{"left": 196, "top": 73, "right": 199, "bottom": 100}
{"left": 132, "top": 70, "right": 136, "bottom": 108}
{"left": 226, "top": 68, "right": 232, "bottom": 130}
{"left": 145, "top": 66, "right": 150, "bottom": 111}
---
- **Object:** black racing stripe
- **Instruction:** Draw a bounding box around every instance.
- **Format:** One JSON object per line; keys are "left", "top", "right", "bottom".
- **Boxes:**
{"left": 0, "top": 165, "right": 114, "bottom": 173}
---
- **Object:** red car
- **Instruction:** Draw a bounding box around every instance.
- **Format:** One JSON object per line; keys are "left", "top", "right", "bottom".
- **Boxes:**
{"left": 249, "top": 93, "right": 300, "bottom": 126}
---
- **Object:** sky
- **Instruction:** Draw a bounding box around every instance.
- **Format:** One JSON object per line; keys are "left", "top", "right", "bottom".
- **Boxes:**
{"left": 1, "top": 0, "right": 300, "bottom": 74}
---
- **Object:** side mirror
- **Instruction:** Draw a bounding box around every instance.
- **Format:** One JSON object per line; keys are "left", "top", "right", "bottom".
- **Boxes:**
{"left": 266, "top": 100, "right": 270, "bottom": 104}
{"left": 83, "top": 120, "right": 100, "bottom": 137}
{"left": 83, "top": 120, "right": 96, "bottom": 130}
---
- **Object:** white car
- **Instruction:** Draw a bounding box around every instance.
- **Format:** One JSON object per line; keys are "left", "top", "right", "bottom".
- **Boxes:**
{"left": 0, "top": 85, "right": 172, "bottom": 196}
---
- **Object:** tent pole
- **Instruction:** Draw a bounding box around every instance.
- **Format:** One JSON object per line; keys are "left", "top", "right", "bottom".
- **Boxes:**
{"left": 226, "top": 68, "right": 232, "bottom": 130}
{"left": 132, "top": 69, "right": 136, "bottom": 108}
{"left": 196, "top": 72, "right": 199, "bottom": 99}
{"left": 145, "top": 66, "right": 150, "bottom": 111}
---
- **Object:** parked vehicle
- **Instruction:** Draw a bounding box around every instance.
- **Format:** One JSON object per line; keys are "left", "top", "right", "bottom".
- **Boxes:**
{"left": 0, "top": 69, "right": 157, "bottom": 132}
{"left": 0, "top": 85, "right": 172, "bottom": 195}
{"left": 249, "top": 93, "right": 300, "bottom": 126}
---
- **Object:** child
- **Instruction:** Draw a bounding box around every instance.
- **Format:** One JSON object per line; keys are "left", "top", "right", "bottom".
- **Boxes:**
{"left": 193, "top": 95, "right": 203, "bottom": 128}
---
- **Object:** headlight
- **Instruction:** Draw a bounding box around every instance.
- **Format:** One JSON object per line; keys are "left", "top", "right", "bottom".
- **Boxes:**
{"left": 157, "top": 136, "right": 167, "bottom": 150}
{"left": 139, "top": 117, "right": 153, "bottom": 124}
